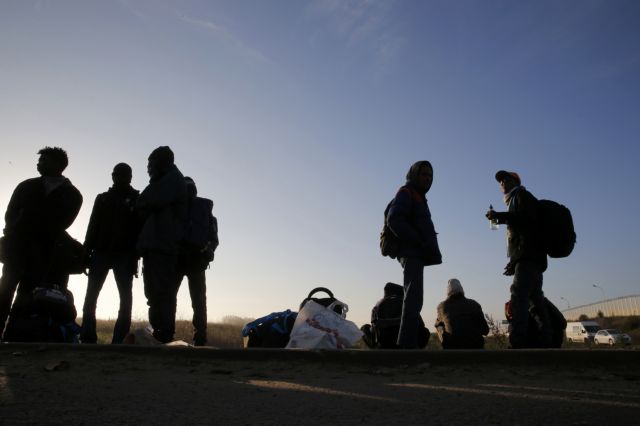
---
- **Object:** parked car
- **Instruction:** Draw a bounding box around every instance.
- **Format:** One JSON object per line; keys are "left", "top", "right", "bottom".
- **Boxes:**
{"left": 566, "top": 321, "right": 601, "bottom": 343}
{"left": 593, "top": 329, "right": 632, "bottom": 346}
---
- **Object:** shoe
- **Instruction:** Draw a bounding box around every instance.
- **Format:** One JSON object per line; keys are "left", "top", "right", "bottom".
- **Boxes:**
{"left": 193, "top": 338, "right": 207, "bottom": 347}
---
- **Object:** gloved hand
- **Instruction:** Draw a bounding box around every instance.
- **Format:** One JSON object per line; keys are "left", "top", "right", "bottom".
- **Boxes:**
{"left": 503, "top": 261, "right": 515, "bottom": 276}
{"left": 486, "top": 210, "right": 507, "bottom": 224}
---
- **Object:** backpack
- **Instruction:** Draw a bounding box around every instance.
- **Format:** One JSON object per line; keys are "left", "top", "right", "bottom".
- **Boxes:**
{"left": 504, "top": 298, "right": 567, "bottom": 348}
{"left": 54, "top": 232, "right": 86, "bottom": 275}
{"left": 182, "top": 197, "right": 218, "bottom": 266}
{"left": 380, "top": 187, "right": 416, "bottom": 259}
{"left": 299, "top": 287, "right": 347, "bottom": 317}
{"left": 241, "top": 310, "right": 298, "bottom": 348}
{"left": 2, "top": 287, "right": 80, "bottom": 343}
{"left": 367, "top": 282, "right": 430, "bottom": 349}
{"left": 538, "top": 199, "right": 576, "bottom": 258}
{"left": 380, "top": 201, "right": 401, "bottom": 259}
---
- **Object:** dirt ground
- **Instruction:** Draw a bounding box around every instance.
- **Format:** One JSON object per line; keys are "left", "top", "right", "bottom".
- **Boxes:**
{"left": 1, "top": 344, "right": 639, "bottom": 425}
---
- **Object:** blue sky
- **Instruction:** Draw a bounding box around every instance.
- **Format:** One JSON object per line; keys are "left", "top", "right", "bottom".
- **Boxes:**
{"left": 1, "top": 0, "right": 639, "bottom": 328}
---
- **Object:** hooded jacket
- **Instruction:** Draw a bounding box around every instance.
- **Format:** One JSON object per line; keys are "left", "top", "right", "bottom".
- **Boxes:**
{"left": 386, "top": 161, "right": 442, "bottom": 264}
{"left": 136, "top": 164, "right": 187, "bottom": 255}
{"left": 435, "top": 293, "right": 489, "bottom": 349}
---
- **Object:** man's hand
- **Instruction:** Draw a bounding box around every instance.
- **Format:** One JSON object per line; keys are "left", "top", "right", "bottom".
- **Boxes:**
{"left": 503, "top": 261, "right": 515, "bottom": 276}
{"left": 486, "top": 210, "right": 507, "bottom": 224}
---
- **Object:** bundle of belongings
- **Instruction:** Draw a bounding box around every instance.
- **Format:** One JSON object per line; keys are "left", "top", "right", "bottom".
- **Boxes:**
{"left": 242, "top": 287, "right": 363, "bottom": 350}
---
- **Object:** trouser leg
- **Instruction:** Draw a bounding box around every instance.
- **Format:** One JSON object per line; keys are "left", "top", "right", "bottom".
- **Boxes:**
{"left": 509, "top": 260, "right": 548, "bottom": 348}
{"left": 111, "top": 253, "right": 134, "bottom": 344}
{"left": 80, "top": 253, "right": 110, "bottom": 343}
{"left": 187, "top": 270, "right": 207, "bottom": 345}
{"left": 397, "top": 257, "right": 424, "bottom": 348}
{"left": 143, "top": 253, "right": 179, "bottom": 343}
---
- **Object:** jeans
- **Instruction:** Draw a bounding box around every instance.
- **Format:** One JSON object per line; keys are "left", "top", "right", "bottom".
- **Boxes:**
{"left": 80, "top": 251, "right": 135, "bottom": 344}
{"left": 143, "top": 252, "right": 179, "bottom": 343}
{"left": 509, "top": 260, "right": 551, "bottom": 348}
{"left": 177, "top": 270, "right": 207, "bottom": 345}
{"left": 397, "top": 257, "right": 425, "bottom": 348}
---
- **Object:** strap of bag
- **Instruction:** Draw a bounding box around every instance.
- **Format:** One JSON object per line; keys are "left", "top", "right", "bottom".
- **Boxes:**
{"left": 306, "top": 287, "right": 334, "bottom": 300}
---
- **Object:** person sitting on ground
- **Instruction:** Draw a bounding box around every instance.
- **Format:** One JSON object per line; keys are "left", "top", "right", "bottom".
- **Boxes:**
{"left": 434, "top": 278, "right": 489, "bottom": 349}
{"left": 361, "top": 282, "right": 430, "bottom": 349}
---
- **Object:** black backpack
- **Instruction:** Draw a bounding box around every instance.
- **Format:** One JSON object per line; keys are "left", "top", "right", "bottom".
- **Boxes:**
{"left": 241, "top": 310, "right": 298, "bottom": 348}
{"left": 2, "top": 287, "right": 80, "bottom": 343}
{"left": 367, "top": 283, "right": 429, "bottom": 349}
{"left": 538, "top": 199, "right": 576, "bottom": 258}
{"left": 380, "top": 187, "right": 417, "bottom": 259}
{"left": 380, "top": 201, "right": 401, "bottom": 259}
{"left": 299, "top": 287, "right": 345, "bottom": 317}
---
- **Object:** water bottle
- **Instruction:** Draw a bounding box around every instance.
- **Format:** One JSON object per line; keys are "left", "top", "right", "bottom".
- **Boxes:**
{"left": 489, "top": 204, "right": 499, "bottom": 230}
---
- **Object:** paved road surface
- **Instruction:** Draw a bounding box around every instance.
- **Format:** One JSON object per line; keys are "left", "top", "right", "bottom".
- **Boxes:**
{"left": 1, "top": 344, "right": 639, "bottom": 425}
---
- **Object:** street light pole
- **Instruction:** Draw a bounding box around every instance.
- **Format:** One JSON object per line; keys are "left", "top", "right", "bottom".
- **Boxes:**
{"left": 592, "top": 284, "right": 605, "bottom": 301}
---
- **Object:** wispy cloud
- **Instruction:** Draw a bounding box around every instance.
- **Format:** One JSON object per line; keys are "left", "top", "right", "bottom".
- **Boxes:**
{"left": 306, "top": 0, "right": 404, "bottom": 67}
{"left": 116, "top": 0, "right": 151, "bottom": 22}
{"left": 180, "top": 15, "right": 270, "bottom": 65}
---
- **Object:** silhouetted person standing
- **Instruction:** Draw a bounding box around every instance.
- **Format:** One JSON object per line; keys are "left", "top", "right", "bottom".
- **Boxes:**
{"left": 386, "top": 161, "right": 442, "bottom": 349}
{"left": 486, "top": 170, "right": 551, "bottom": 348}
{"left": 0, "top": 147, "right": 82, "bottom": 340}
{"left": 80, "top": 163, "right": 139, "bottom": 344}
{"left": 434, "top": 278, "right": 489, "bottom": 349}
{"left": 136, "top": 147, "right": 187, "bottom": 343}
{"left": 177, "top": 177, "right": 218, "bottom": 346}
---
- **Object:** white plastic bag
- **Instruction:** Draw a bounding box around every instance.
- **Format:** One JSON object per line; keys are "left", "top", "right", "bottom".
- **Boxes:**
{"left": 286, "top": 300, "right": 363, "bottom": 350}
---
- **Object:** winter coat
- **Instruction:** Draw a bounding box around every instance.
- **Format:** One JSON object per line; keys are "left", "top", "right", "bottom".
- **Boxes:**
{"left": 4, "top": 177, "right": 83, "bottom": 245}
{"left": 386, "top": 183, "right": 441, "bottom": 264}
{"left": 501, "top": 187, "right": 547, "bottom": 269}
{"left": 136, "top": 165, "right": 187, "bottom": 255}
{"left": 435, "top": 293, "right": 489, "bottom": 349}
{"left": 84, "top": 185, "right": 139, "bottom": 253}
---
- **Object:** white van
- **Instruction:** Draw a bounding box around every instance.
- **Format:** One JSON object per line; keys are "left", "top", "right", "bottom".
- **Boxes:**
{"left": 565, "top": 321, "right": 601, "bottom": 343}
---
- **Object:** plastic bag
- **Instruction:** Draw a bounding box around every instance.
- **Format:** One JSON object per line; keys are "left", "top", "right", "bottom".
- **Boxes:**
{"left": 286, "top": 300, "right": 363, "bottom": 350}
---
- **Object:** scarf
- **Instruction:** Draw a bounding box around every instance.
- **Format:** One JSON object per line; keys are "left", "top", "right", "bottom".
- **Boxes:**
{"left": 503, "top": 185, "right": 524, "bottom": 207}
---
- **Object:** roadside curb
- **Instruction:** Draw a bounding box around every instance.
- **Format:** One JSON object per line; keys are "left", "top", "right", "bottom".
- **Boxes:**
{"left": 2, "top": 343, "right": 639, "bottom": 368}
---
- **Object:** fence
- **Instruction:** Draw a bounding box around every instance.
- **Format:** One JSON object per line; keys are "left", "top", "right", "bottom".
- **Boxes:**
{"left": 561, "top": 295, "right": 640, "bottom": 320}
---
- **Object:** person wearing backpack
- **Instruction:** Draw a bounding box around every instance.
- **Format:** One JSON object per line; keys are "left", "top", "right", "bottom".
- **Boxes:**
{"left": 176, "top": 177, "right": 218, "bottom": 346}
{"left": 386, "top": 161, "right": 441, "bottom": 349}
{"left": 486, "top": 170, "right": 552, "bottom": 348}
{"left": 434, "top": 279, "right": 489, "bottom": 349}
{"left": 80, "top": 163, "right": 140, "bottom": 344}
{"left": 136, "top": 146, "right": 188, "bottom": 343}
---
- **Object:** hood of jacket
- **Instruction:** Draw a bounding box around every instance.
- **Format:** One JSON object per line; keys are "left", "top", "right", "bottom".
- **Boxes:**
{"left": 405, "top": 160, "right": 433, "bottom": 194}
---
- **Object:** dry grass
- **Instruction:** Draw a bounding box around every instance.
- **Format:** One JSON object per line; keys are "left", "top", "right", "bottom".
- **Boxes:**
{"left": 95, "top": 317, "right": 249, "bottom": 348}
{"left": 94, "top": 315, "right": 637, "bottom": 349}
